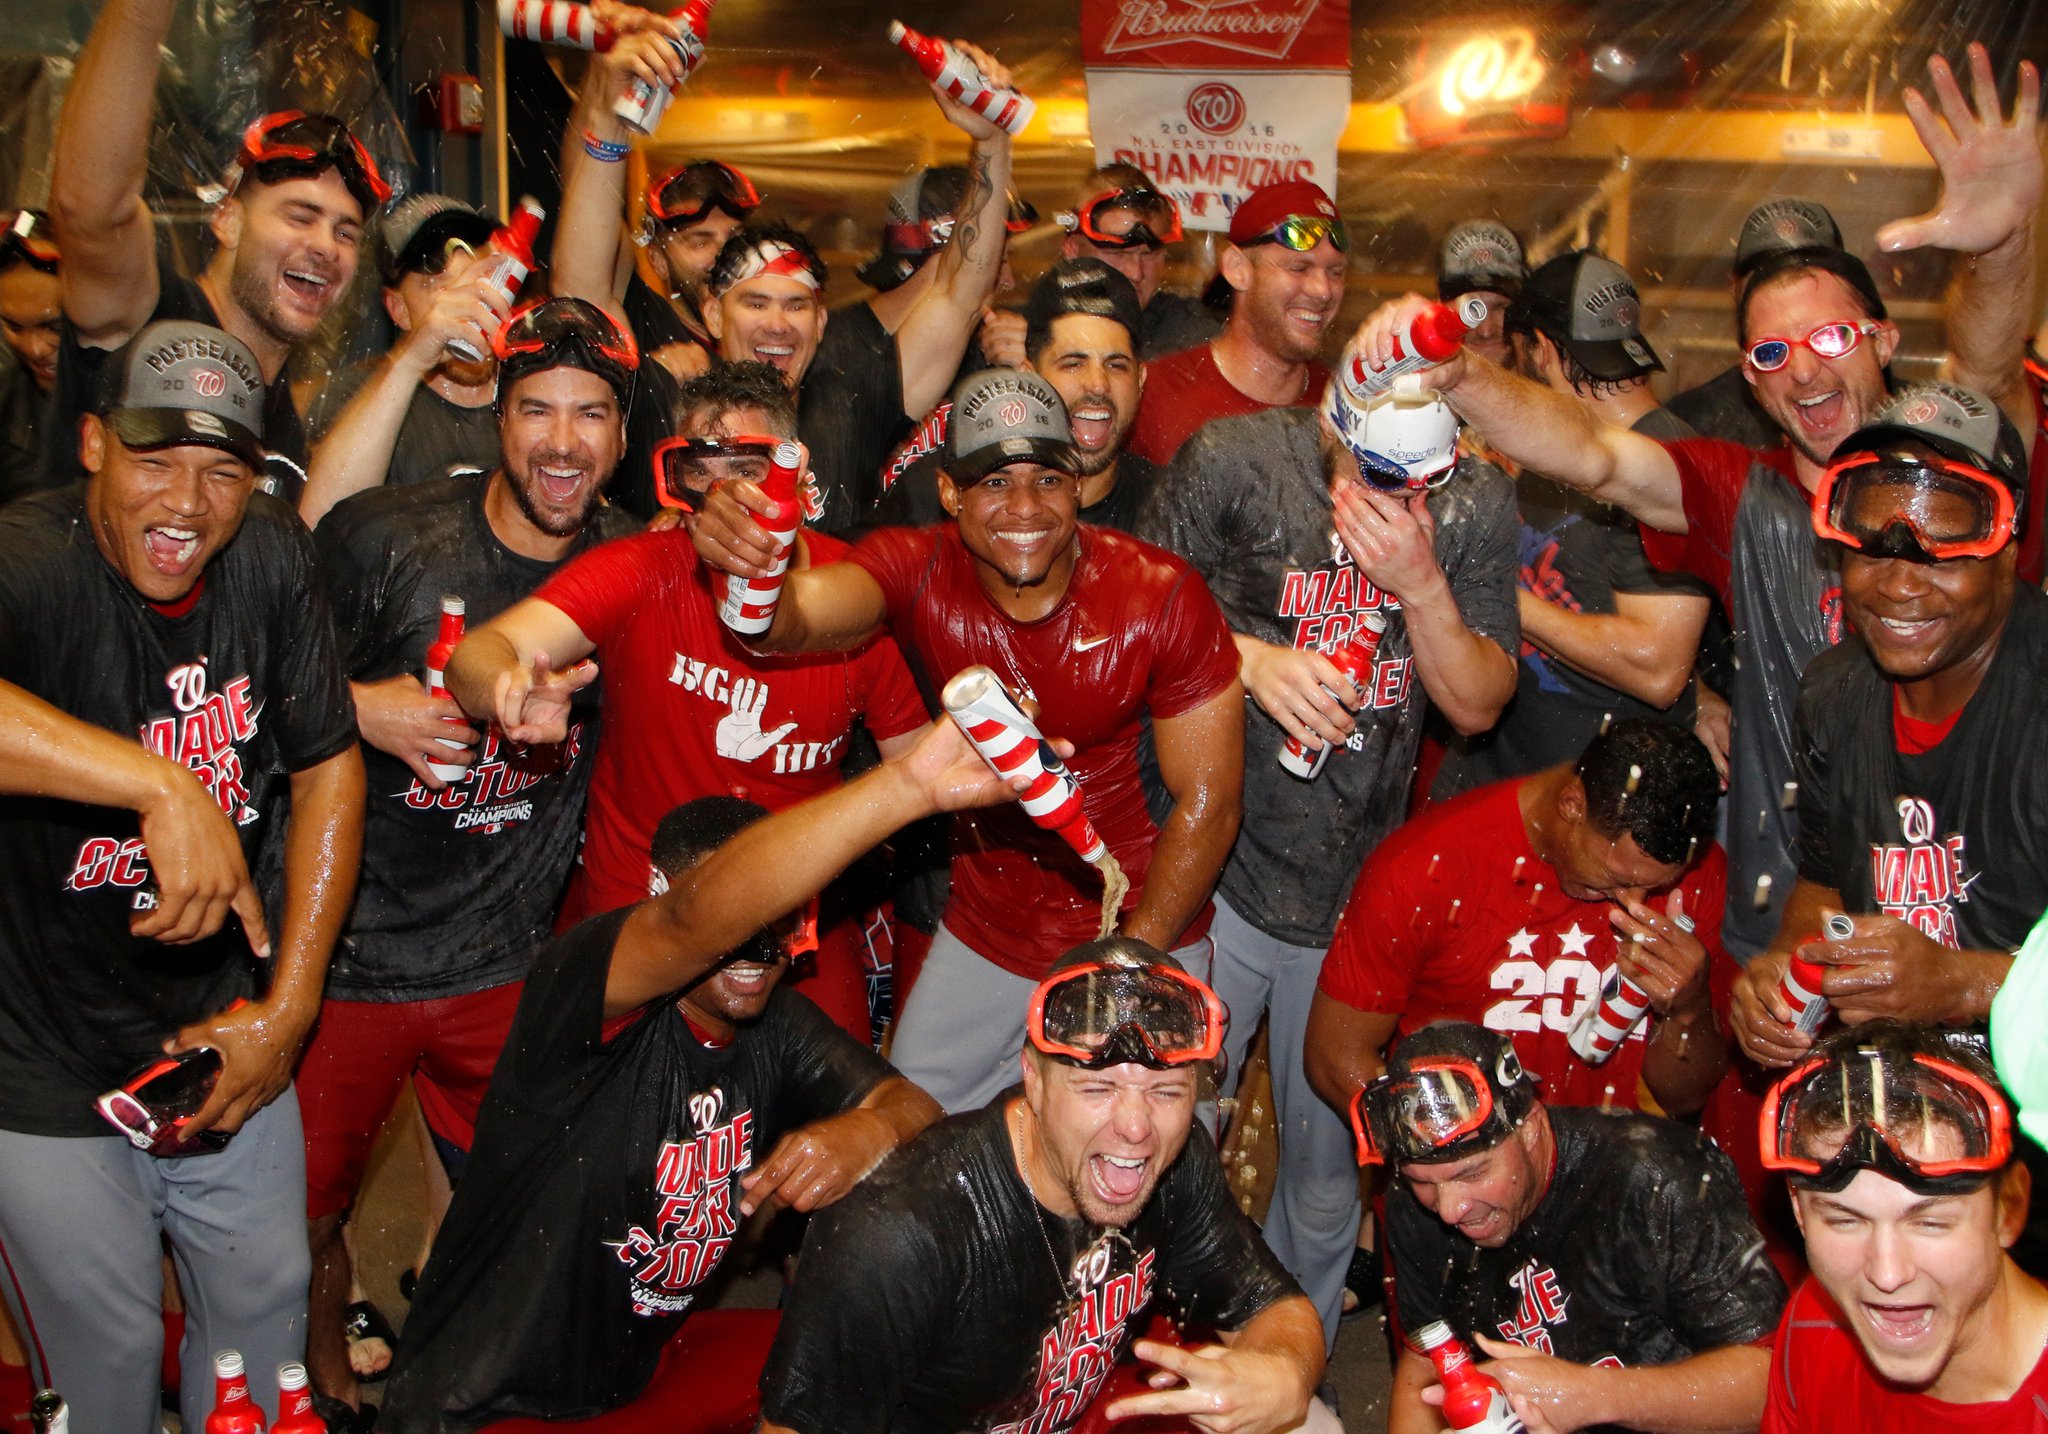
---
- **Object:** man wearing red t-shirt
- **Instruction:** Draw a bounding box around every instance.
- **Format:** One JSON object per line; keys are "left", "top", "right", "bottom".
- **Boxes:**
{"left": 1308, "top": 720, "right": 1733, "bottom": 1119}
{"left": 692, "top": 367, "right": 1244, "bottom": 1112}
{"left": 1124, "top": 180, "right": 1340, "bottom": 466}
{"left": 1762, "top": 1024, "right": 2048, "bottom": 1432}
{"left": 449, "top": 364, "right": 927, "bottom": 1041}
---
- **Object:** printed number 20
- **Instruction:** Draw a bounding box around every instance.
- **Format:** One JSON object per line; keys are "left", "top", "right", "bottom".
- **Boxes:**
{"left": 1485, "top": 959, "right": 1601, "bottom": 1034}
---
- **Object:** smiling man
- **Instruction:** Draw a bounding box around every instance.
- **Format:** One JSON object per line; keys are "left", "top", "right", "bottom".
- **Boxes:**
{"left": 1126, "top": 180, "right": 1344, "bottom": 465}
{"left": 1349, "top": 48, "right": 2040, "bottom": 965}
{"left": 1761, "top": 1023, "right": 2048, "bottom": 1430}
{"left": 0, "top": 210, "right": 60, "bottom": 501}
{"left": 1364, "top": 1022, "right": 1786, "bottom": 1434}
{"left": 0, "top": 320, "right": 363, "bottom": 1433}
{"left": 47, "top": 0, "right": 389, "bottom": 506}
{"left": 758, "top": 940, "right": 1327, "bottom": 1434}
{"left": 691, "top": 366, "right": 1244, "bottom": 1114}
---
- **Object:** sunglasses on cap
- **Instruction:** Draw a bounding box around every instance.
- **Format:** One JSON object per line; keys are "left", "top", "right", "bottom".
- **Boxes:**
{"left": 233, "top": 110, "right": 392, "bottom": 211}
{"left": 1744, "top": 319, "right": 1886, "bottom": 374}
{"left": 1350, "top": 1057, "right": 1507, "bottom": 1167}
{"left": 650, "top": 431, "right": 785, "bottom": 511}
{"left": 1241, "top": 214, "right": 1348, "bottom": 254}
{"left": 1026, "top": 960, "right": 1226, "bottom": 1070}
{"left": 1, "top": 210, "right": 57, "bottom": 273}
{"left": 1813, "top": 451, "right": 2015, "bottom": 561}
{"left": 648, "top": 160, "right": 761, "bottom": 227}
{"left": 1059, "top": 187, "right": 1184, "bottom": 250}
{"left": 1761, "top": 1048, "right": 2013, "bottom": 1196}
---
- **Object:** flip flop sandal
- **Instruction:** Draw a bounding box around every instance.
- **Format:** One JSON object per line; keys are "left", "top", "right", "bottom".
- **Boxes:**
{"left": 343, "top": 1300, "right": 398, "bottom": 1384}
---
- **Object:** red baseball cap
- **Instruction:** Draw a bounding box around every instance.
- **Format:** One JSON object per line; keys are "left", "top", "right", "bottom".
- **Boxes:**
{"left": 1228, "top": 180, "right": 1340, "bottom": 245}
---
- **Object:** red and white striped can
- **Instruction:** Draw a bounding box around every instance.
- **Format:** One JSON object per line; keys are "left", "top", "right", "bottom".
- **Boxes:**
{"left": 717, "top": 441, "right": 803, "bottom": 638}
{"left": 941, "top": 666, "right": 1106, "bottom": 863}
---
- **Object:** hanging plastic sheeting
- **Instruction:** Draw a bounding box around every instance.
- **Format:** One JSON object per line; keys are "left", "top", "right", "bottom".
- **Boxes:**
{"left": 3, "top": 0, "right": 415, "bottom": 383}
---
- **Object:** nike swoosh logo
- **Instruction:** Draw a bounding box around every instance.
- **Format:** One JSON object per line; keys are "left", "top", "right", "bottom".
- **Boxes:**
{"left": 1074, "top": 634, "right": 1111, "bottom": 652}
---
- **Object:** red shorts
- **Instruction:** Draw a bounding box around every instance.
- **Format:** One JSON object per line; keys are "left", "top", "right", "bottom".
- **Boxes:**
{"left": 297, "top": 982, "right": 524, "bottom": 1220}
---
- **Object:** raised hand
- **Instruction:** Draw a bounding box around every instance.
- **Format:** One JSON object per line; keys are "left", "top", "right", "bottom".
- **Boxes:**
{"left": 1879, "top": 45, "right": 2044, "bottom": 256}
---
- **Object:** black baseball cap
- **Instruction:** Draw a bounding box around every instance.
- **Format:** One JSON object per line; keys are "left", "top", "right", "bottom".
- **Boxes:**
{"left": 1438, "top": 221, "right": 1526, "bottom": 302}
{"left": 1022, "top": 258, "right": 1143, "bottom": 356}
{"left": 1510, "top": 250, "right": 1663, "bottom": 382}
{"left": 943, "top": 369, "right": 1081, "bottom": 484}
{"left": 101, "top": 320, "right": 266, "bottom": 469}
{"left": 381, "top": 194, "right": 497, "bottom": 285}
{"left": 1734, "top": 198, "right": 1844, "bottom": 277}
{"left": 1838, "top": 382, "right": 2029, "bottom": 499}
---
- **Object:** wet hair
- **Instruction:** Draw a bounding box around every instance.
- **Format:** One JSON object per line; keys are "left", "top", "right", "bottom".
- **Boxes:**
{"left": 1509, "top": 324, "right": 1638, "bottom": 403}
{"left": 675, "top": 361, "right": 797, "bottom": 439}
{"left": 1799, "top": 1020, "right": 2015, "bottom": 1175}
{"left": 1573, "top": 720, "right": 1719, "bottom": 867}
{"left": 706, "top": 221, "right": 827, "bottom": 296}
{"left": 1023, "top": 258, "right": 1143, "bottom": 362}
{"left": 649, "top": 795, "right": 769, "bottom": 880}
{"left": 1076, "top": 163, "right": 1156, "bottom": 209}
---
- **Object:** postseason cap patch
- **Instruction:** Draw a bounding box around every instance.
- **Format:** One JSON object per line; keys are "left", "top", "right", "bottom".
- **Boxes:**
{"left": 944, "top": 368, "right": 1080, "bottom": 483}
{"left": 102, "top": 319, "right": 267, "bottom": 468}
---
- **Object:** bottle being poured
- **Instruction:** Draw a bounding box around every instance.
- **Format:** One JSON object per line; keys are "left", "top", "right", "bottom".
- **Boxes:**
{"left": 942, "top": 665, "right": 1127, "bottom": 936}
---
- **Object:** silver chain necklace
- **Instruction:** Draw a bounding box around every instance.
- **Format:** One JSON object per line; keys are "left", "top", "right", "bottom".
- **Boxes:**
{"left": 1012, "top": 1102, "right": 1074, "bottom": 1294}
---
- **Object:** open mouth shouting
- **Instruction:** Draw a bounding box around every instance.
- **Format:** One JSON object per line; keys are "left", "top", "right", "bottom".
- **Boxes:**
{"left": 1068, "top": 401, "right": 1117, "bottom": 454}
{"left": 279, "top": 264, "right": 338, "bottom": 314}
{"left": 143, "top": 523, "right": 203, "bottom": 577}
{"left": 1090, "top": 1151, "right": 1150, "bottom": 1207}
{"left": 752, "top": 340, "right": 797, "bottom": 373}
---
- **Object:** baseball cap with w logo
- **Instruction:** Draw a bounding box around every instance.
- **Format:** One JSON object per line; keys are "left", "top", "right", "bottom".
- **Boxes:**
{"left": 943, "top": 368, "right": 1080, "bottom": 484}
{"left": 101, "top": 320, "right": 267, "bottom": 470}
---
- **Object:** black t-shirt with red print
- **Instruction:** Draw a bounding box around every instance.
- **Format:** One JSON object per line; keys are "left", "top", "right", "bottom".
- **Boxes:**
{"left": 381, "top": 907, "right": 895, "bottom": 1431}
{"left": 0, "top": 484, "right": 355, "bottom": 1135}
{"left": 760, "top": 1094, "right": 1299, "bottom": 1434}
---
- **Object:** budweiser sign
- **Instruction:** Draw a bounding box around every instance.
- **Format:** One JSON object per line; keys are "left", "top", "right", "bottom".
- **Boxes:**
{"left": 1096, "top": 0, "right": 1327, "bottom": 63}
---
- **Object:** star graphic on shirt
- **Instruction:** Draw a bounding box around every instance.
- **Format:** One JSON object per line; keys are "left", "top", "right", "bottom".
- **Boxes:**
{"left": 1558, "top": 923, "right": 1594, "bottom": 957}
{"left": 1506, "top": 928, "right": 1538, "bottom": 958}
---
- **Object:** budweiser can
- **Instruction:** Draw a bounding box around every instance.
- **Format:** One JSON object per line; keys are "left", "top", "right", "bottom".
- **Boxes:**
{"left": 942, "top": 666, "right": 1106, "bottom": 863}
{"left": 1341, "top": 294, "right": 1488, "bottom": 402}
{"left": 498, "top": 0, "right": 614, "bottom": 48}
{"left": 888, "top": 20, "right": 1036, "bottom": 136}
{"left": 1278, "top": 611, "right": 1388, "bottom": 780}
{"left": 614, "top": 0, "right": 714, "bottom": 134}
{"left": 717, "top": 441, "right": 803, "bottom": 637}
{"left": 1567, "top": 910, "right": 1695, "bottom": 1063}
{"left": 1778, "top": 950, "right": 1831, "bottom": 1036}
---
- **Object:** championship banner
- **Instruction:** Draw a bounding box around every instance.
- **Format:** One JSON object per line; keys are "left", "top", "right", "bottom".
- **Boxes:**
{"left": 1081, "top": 0, "right": 1352, "bottom": 232}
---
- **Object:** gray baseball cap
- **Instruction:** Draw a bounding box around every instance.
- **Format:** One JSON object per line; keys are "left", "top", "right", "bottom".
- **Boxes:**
{"left": 943, "top": 368, "right": 1081, "bottom": 484}
{"left": 1509, "top": 250, "right": 1662, "bottom": 382}
{"left": 1438, "top": 221, "right": 1526, "bottom": 302}
{"left": 102, "top": 320, "right": 266, "bottom": 469}
{"left": 1734, "top": 198, "right": 1843, "bottom": 277}
{"left": 1839, "top": 383, "right": 2029, "bottom": 497}
{"left": 381, "top": 193, "right": 496, "bottom": 284}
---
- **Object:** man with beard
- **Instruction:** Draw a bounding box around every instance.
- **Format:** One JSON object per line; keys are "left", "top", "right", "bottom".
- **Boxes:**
{"left": 1348, "top": 46, "right": 2040, "bottom": 965}
{"left": 1136, "top": 350, "right": 1517, "bottom": 1342}
{"left": 46, "top": 0, "right": 390, "bottom": 505}
{"left": 1435, "top": 220, "right": 1525, "bottom": 372}
{"left": 1057, "top": 166, "right": 1220, "bottom": 361}
{"left": 623, "top": 159, "right": 760, "bottom": 381}
{"left": 294, "top": 296, "right": 643, "bottom": 1414}
{"left": 0, "top": 210, "right": 60, "bottom": 502}
{"left": 297, "top": 195, "right": 513, "bottom": 526}
{"left": 1364, "top": 1023, "right": 1786, "bottom": 1434}
{"left": 1127, "top": 180, "right": 1343, "bottom": 466}
{"left": 876, "top": 259, "right": 1154, "bottom": 532}
{"left": 553, "top": 26, "right": 1016, "bottom": 533}
{"left": 757, "top": 941, "right": 1328, "bottom": 1434}
{"left": 691, "top": 367, "right": 1244, "bottom": 1113}
{"left": 1760, "top": 1023, "right": 2048, "bottom": 1431}
{"left": 0, "top": 320, "right": 362, "bottom": 1433}
{"left": 380, "top": 718, "right": 1022, "bottom": 1429}
{"left": 448, "top": 361, "right": 927, "bottom": 1042}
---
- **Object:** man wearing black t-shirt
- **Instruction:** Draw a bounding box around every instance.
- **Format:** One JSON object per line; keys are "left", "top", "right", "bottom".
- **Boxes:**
{"left": 624, "top": 160, "right": 760, "bottom": 381}
{"left": 1362, "top": 1023, "right": 1786, "bottom": 1434}
{"left": 380, "top": 721, "right": 1023, "bottom": 1431}
{"left": 759, "top": 941, "right": 1327, "bottom": 1434}
{"left": 46, "top": 0, "right": 391, "bottom": 506}
{"left": 298, "top": 194, "right": 510, "bottom": 526}
{"left": 297, "top": 298, "right": 643, "bottom": 1410}
{"left": 0, "top": 320, "right": 363, "bottom": 1434}
{"left": 1352, "top": 46, "right": 2041, "bottom": 963}
{"left": 875, "top": 259, "right": 1158, "bottom": 534}
{"left": 0, "top": 210, "right": 60, "bottom": 503}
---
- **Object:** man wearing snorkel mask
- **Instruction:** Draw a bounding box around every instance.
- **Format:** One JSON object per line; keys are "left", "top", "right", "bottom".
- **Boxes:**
{"left": 1136, "top": 352, "right": 1517, "bottom": 1343}
{"left": 758, "top": 939, "right": 1330, "bottom": 1434}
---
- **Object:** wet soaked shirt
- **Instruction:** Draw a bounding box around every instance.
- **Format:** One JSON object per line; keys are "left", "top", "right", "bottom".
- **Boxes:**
{"left": 1796, "top": 583, "right": 2048, "bottom": 955}
{"left": 1389, "top": 1107, "right": 1786, "bottom": 1412}
{"left": 313, "top": 474, "right": 636, "bottom": 1000}
{"left": 1138, "top": 407, "right": 1519, "bottom": 947}
{"left": 760, "top": 1096, "right": 1299, "bottom": 1434}
{"left": 799, "top": 302, "right": 912, "bottom": 533}
{"left": 305, "top": 358, "right": 500, "bottom": 491}
{"left": 1638, "top": 440, "right": 1840, "bottom": 961}
{"left": 1125, "top": 343, "right": 1330, "bottom": 466}
{"left": 0, "top": 486, "right": 354, "bottom": 1134}
{"left": 382, "top": 908, "right": 894, "bottom": 1431}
